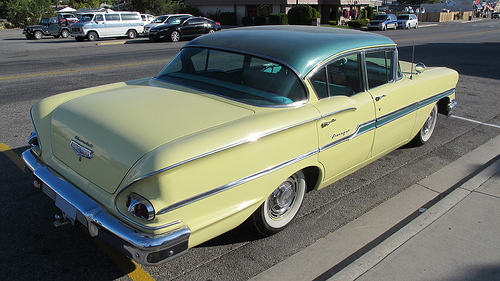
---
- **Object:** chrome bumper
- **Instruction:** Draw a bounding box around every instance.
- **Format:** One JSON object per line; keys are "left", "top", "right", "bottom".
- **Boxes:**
{"left": 22, "top": 149, "right": 190, "bottom": 265}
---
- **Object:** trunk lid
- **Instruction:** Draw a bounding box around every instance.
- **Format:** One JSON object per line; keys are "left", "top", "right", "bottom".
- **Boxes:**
{"left": 50, "top": 80, "right": 254, "bottom": 194}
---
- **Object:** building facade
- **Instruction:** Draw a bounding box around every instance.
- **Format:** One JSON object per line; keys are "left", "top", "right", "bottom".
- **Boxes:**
{"left": 185, "top": 0, "right": 374, "bottom": 25}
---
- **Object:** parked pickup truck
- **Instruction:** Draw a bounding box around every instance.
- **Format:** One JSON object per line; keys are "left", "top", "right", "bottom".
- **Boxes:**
{"left": 23, "top": 17, "right": 72, "bottom": 40}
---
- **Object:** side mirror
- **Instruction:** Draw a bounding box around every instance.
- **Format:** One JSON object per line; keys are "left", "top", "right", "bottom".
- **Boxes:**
{"left": 415, "top": 62, "right": 426, "bottom": 74}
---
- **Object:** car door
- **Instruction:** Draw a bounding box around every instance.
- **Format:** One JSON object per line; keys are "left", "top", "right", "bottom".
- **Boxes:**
{"left": 309, "top": 53, "right": 376, "bottom": 182}
{"left": 365, "top": 49, "right": 417, "bottom": 157}
{"left": 93, "top": 14, "right": 106, "bottom": 36}
{"left": 48, "top": 18, "right": 59, "bottom": 35}
{"left": 181, "top": 18, "right": 198, "bottom": 36}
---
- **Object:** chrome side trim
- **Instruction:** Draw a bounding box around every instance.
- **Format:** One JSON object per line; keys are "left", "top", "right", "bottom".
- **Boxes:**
{"left": 151, "top": 88, "right": 456, "bottom": 215}
{"left": 375, "top": 88, "right": 455, "bottom": 128}
{"left": 22, "top": 150, "right": 190, "bottom": 265}
{"left": 319, "top": 119, "right": 376, "bottom": 152}
{"left": 121, "top": 116, "right": 321, "bottom": 191}
{"left": 157, "top": 149, "right": 319, "bottom": 215}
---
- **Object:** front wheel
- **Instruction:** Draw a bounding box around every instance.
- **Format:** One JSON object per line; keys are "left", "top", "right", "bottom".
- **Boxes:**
{"left": 251, "top": 170, "right": 306, "bottom": 236}
{"left": 411, "top": 104, "right": 438, "bottom": 146}
{"left": 170, "top": 31, "right": 180, "bottom": 42}
{"left": 87, "top": 31, "right": 98, "bottom": 41}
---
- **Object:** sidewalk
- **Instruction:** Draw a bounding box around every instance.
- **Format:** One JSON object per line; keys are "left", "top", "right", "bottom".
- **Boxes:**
{"left": 251, "top": 134, "right": 500, "bottom": 281}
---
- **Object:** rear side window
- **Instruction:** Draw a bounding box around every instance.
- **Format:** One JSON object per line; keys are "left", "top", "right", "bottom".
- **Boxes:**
{"left": 121, "top": 14, "right": 140, "bottom": 21}
{"left": 105, "top": 14, "right": 120, "bottom": 21}
{"left": 310, "top": 54, "right": 363, "bottom": 99}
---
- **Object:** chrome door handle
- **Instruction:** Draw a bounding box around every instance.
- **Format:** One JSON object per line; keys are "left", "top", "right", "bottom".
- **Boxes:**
{"left": 375, "top": 95, "right": 386, "bottom": 102}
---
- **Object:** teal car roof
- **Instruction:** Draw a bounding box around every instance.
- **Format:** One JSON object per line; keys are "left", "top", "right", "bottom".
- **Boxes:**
{"left": 185, "top": 25, "right": 396, "bottom": 76}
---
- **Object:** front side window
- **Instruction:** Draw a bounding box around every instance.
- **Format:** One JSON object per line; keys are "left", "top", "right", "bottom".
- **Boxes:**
{"left": 365, "top": 50, "right": 395, "bottom": 89}
{"left": 156, "top": 48, "right": 306, "bottom": 106}
{"left": 310, "top": 54, "right": 363, "bottom": 99}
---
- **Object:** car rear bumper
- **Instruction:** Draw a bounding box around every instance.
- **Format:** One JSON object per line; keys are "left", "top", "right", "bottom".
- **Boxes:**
{"left": 22, "top": 149, "right": 190, "bottom": 265}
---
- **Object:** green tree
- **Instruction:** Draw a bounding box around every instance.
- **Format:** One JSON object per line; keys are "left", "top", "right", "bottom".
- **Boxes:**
{"left": 1, "top": 0, "right": 52, "bottom": 27}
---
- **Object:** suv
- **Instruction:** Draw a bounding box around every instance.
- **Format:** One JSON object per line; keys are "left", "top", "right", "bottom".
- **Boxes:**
{"left": 397, "top": 14, "right": 418, "bottom": 29}
{"left": 23, "top": 17, "right": 72, "bottom": 40}
{"left": 368, "top": 14, "right": 398, "bottom": 30}
{"left": 492, "top": 12, "right": 500, "bottom": 19}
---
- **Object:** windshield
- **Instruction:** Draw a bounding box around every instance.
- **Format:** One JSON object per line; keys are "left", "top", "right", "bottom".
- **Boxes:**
{"left": 156, "top": 48, "right": 306, "bottom": 106}
{"left": 398, "top": 15, "right": 410, "bottom": 20}
{"left": 79, "top": 14, "right": 94, "bottom": 22}
{"left": 373, "top": 15, "right": 388, "bottom": 20}
{"left": 152, "top": 15, "right": 168, "bottom": 23}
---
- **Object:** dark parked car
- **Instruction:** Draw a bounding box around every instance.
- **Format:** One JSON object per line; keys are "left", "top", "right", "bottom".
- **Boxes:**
{"left": 149, "top": 16, "right": 221, "bottom": 42}
{"left": 493, "top": 12, "right": 500, "bottom": 19}
{"left": 23, "top": 17, "right": 72, "bottom": 40}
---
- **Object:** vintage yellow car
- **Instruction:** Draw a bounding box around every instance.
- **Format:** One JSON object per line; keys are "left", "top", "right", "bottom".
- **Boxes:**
{"left": 23, "top": 26, "right": 458, "bottom": 265}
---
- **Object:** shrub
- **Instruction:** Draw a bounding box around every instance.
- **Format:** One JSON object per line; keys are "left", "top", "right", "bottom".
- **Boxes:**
{"left": 254, "top": 15, "right": 266, "bottom": 25}
{"left": 328, "top": 20, "right": 338, "bottom": 26}
{"left": 288, "top": 5, "right": 319, "bottom": 25}
{"left": 269, "top": 13, "right": 288, "bottom": 25}
{"left": 219, "top": 12, "right": 236, "bottom": 25}
{"left": 241, "top": 16, "right": 253, "bottom": 26}
{"left": 347, "top": 19, "right": 368, "bottom": 28}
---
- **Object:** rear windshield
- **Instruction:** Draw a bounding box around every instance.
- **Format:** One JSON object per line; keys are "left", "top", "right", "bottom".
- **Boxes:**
{"left": 156, "top": 48, "right": 307, "bottom": 106}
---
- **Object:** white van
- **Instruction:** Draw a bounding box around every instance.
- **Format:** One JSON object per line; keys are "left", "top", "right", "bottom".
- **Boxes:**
{"left": 71, "top": 10, "right": 144, "bottom": 41}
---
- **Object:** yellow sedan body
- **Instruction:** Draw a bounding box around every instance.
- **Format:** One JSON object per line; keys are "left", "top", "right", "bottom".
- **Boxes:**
{"left": 23, "top": 26, "right": 458, "bottom": 265}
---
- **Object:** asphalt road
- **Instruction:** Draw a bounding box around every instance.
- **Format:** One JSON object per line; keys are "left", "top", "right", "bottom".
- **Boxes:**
{"left": 1, "top": 20, "right": 499, "bottom": 281}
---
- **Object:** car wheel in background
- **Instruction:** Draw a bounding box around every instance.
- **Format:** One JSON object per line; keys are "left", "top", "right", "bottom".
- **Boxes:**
{"left": 127, "top": 29, "right": 137, "bottom": 39}
{"left": 87, "top": 31, "right": 98, "bottom": 41}
{"left": 252, "top": 170, "right": 306, "bottom": 236}
{"left": 170, "top": 31, "right": 180, "bottom": 42}
{"left": 61, "top": 29, "right": 70, "bottom": 38}
{"left": 34, "top": 31, "right": 43, "bottom": 40}
{"left": 411, "top": 104, "right": 438, "bottom": 146}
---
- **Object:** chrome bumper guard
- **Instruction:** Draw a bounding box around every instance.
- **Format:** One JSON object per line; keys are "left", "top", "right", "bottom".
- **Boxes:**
{"left": 447, "top": 99, "right": 458, "bottom": 116}
{"left": 22, "top": 149, "right": 190, "bottom": 266}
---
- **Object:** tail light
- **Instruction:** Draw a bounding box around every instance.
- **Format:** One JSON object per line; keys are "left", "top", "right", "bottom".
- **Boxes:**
{"left": 125, "top": 193, "right": 155, "bottom": 221}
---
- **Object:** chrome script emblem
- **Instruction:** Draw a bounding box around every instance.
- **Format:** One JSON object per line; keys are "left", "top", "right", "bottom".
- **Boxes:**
{"left": 71, "top": 139, "right": 93, "bottom": 161}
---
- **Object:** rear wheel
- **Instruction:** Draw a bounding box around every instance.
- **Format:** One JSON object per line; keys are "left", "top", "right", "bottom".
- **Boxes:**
{"left": 87, "top": 31, "right": 98, "bottom": 41}
{"left": 170, "top": 31, "right": 180, "bottom": 42}
{"left": 127, "top": 29, "right": 137, "bottom": 39}
{"left": 34, "top": 31, "right": 43, "bottom": 40}
{"left": 411, "top": 104, "right": 438, "bottom": 146}
{"left": 251, "top": 170, "right": 306, "bottom": 236}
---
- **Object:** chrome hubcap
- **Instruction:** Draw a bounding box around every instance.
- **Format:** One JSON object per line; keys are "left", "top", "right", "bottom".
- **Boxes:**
{"left": 268, "top": 177, "right": 297, "bottom": 219}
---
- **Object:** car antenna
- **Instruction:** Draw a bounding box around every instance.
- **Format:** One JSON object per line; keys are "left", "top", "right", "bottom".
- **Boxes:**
{"left": 410, "top": 40, "right": 415, "bottom": 80}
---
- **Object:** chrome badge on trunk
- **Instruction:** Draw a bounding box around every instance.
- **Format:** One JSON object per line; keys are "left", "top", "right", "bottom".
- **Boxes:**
{"left": 71, "top": 139, "right": 93, "bottom": 161}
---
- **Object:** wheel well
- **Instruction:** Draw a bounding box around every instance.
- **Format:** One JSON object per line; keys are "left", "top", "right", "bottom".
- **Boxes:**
{"left": 302, "top": 166, "right": 321, "bottom": 192}
{"left": 437, "top": 97, "right": 450, "bottom": 115}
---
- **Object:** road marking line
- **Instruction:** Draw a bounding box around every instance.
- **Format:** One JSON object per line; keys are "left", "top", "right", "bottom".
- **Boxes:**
{"left": 0, "top": 59, "right": 171, "bottom": 81}
{"left": 451, "top": 115, "right": 500, "bottom": 129}
{"left": 0, "top": 143, "right": 25, "bottom": 173}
